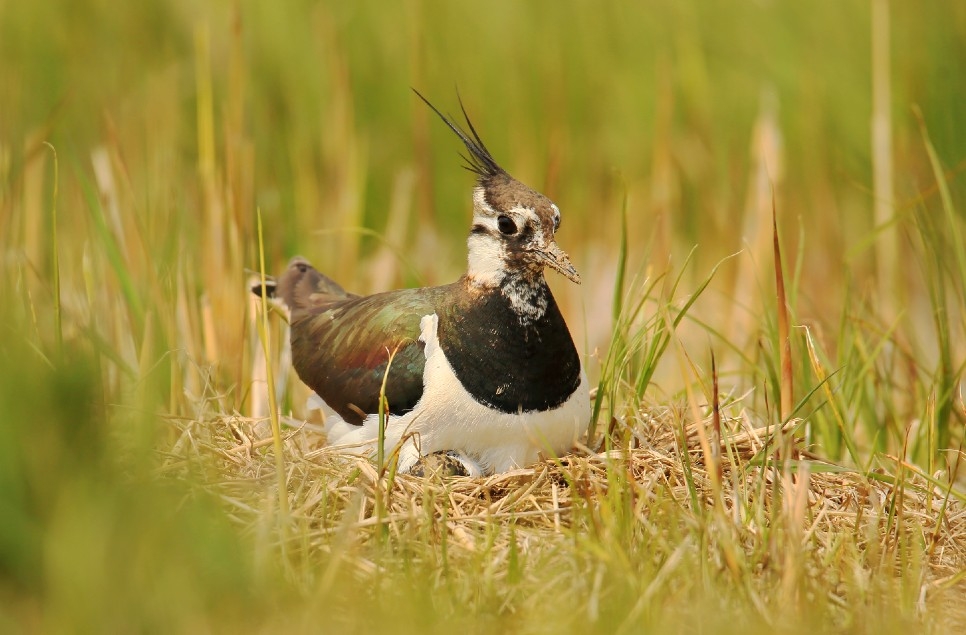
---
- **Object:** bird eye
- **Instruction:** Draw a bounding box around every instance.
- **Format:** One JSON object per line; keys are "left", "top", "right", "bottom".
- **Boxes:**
{"left": 497, "top": 215, "right": 517, "bottom": 235}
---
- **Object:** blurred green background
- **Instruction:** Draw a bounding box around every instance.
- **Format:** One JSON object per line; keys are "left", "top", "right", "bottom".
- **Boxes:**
{"left": 2, "top": 0, "right": 965, "bottom": 631}
{"left": 5, "top": 0, "right": 965, "bottom": 262}
{"left": 3, "top": 0, "right": 964, "bottom": 361}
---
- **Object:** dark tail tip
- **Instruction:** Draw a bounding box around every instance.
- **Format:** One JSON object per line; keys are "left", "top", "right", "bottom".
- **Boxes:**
{"left": 250, "top": 279, "right": 277, "bottom": 299}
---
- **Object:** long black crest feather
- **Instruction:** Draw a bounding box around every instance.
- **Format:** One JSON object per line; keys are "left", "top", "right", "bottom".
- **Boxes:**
{"left": 412, "top": 89, "right": 506, "bottom": 179}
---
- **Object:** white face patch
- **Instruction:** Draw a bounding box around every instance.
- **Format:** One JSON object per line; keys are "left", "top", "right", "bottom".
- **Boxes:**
{"left": 467, "top": 188, "right": 549, "bottom": 286}
{"left": 550, "top": 203, "right": 561, "bottom": 233}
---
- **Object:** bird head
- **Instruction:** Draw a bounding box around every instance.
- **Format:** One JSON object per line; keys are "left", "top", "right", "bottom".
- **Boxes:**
{"left": 414, "top": 90, "right": 580, "bottom": 288}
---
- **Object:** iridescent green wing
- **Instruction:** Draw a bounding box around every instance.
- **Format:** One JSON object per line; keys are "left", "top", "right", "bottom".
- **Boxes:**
{"left": 290, "top": 284, "right": 454, "bottom": 425}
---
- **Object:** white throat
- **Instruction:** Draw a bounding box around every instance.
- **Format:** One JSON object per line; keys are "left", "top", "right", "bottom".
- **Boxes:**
{"left": 466, "top": 232, "right": 506, "bottom": 287}
{"left": 466, "top": 187, "right": 506, "bottom": 286}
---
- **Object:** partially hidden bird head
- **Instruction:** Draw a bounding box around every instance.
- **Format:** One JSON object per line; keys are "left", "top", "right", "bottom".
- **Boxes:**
{"left": 414, "top": 90, "right": 580, "bottom": 287}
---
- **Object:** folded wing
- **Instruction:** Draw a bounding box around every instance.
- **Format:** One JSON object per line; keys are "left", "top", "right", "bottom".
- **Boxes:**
{"left": 275, "top": 259, "right": 449, "bottom": 425}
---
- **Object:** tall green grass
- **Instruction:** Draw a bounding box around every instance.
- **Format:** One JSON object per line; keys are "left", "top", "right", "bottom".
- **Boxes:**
{"left": 2, "top": 0, "right": 965, "bottom": 632}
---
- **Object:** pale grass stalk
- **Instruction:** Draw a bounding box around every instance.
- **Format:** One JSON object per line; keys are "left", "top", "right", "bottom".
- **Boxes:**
{"left": 135, "top": 313, "right": 154, "bottom": 414}
{"left": 43, "top": 141, "right": 62, "bottom": 358}
{"left": 200, "top": 294, "right": 218, "bottom": 368}
{"left": 194, "top": 24, "right": 218, "bottom": 249}
{"left": 175, "top": 266, "right": 202, "bottom": 401}
{"left": 369, "top": 168, "right": 416, "bottom": 290}
{"left": 732, "top": 87, "right": 783, "bottom": 359}
{"left": 872, "top": 0, "right": 897, "bottom": 317}
{"left": 22, "top": 131, "right": 46, "bottom": 270}
{"left": 90, "top": 147, "right": 127, "bottom": 259}
{"left": 375, "top": 347, "right": 400, "bottom": 541}
{"left": 710, "top": 349, "right": 722, "bottom": 482}
{"left": 255, "top": 208, "right": 290, "bottom": 546}
{"left": 780, "top": 461, "right": 811, "bottom": 612}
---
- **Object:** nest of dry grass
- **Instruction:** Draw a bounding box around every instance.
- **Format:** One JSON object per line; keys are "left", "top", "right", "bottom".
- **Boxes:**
{"left": 156, "top": 395, "right": 965, "bottom": 635}
{"left": 162, "top": 404, "right": 966, "bottom": 595}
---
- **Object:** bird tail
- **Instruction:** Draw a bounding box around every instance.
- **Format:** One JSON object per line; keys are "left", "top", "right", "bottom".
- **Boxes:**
{"left": 251, "top": 256, "right": 354, "bottom": 321}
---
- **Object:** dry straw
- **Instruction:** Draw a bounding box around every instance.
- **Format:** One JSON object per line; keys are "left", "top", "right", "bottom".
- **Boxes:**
{"left": 160, "top": 401, "right": 966, "bottom": 620}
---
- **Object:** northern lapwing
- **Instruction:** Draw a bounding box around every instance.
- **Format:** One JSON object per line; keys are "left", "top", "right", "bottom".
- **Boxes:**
{"left": 258, "top": 92, "right": 590, "bottom": 476}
